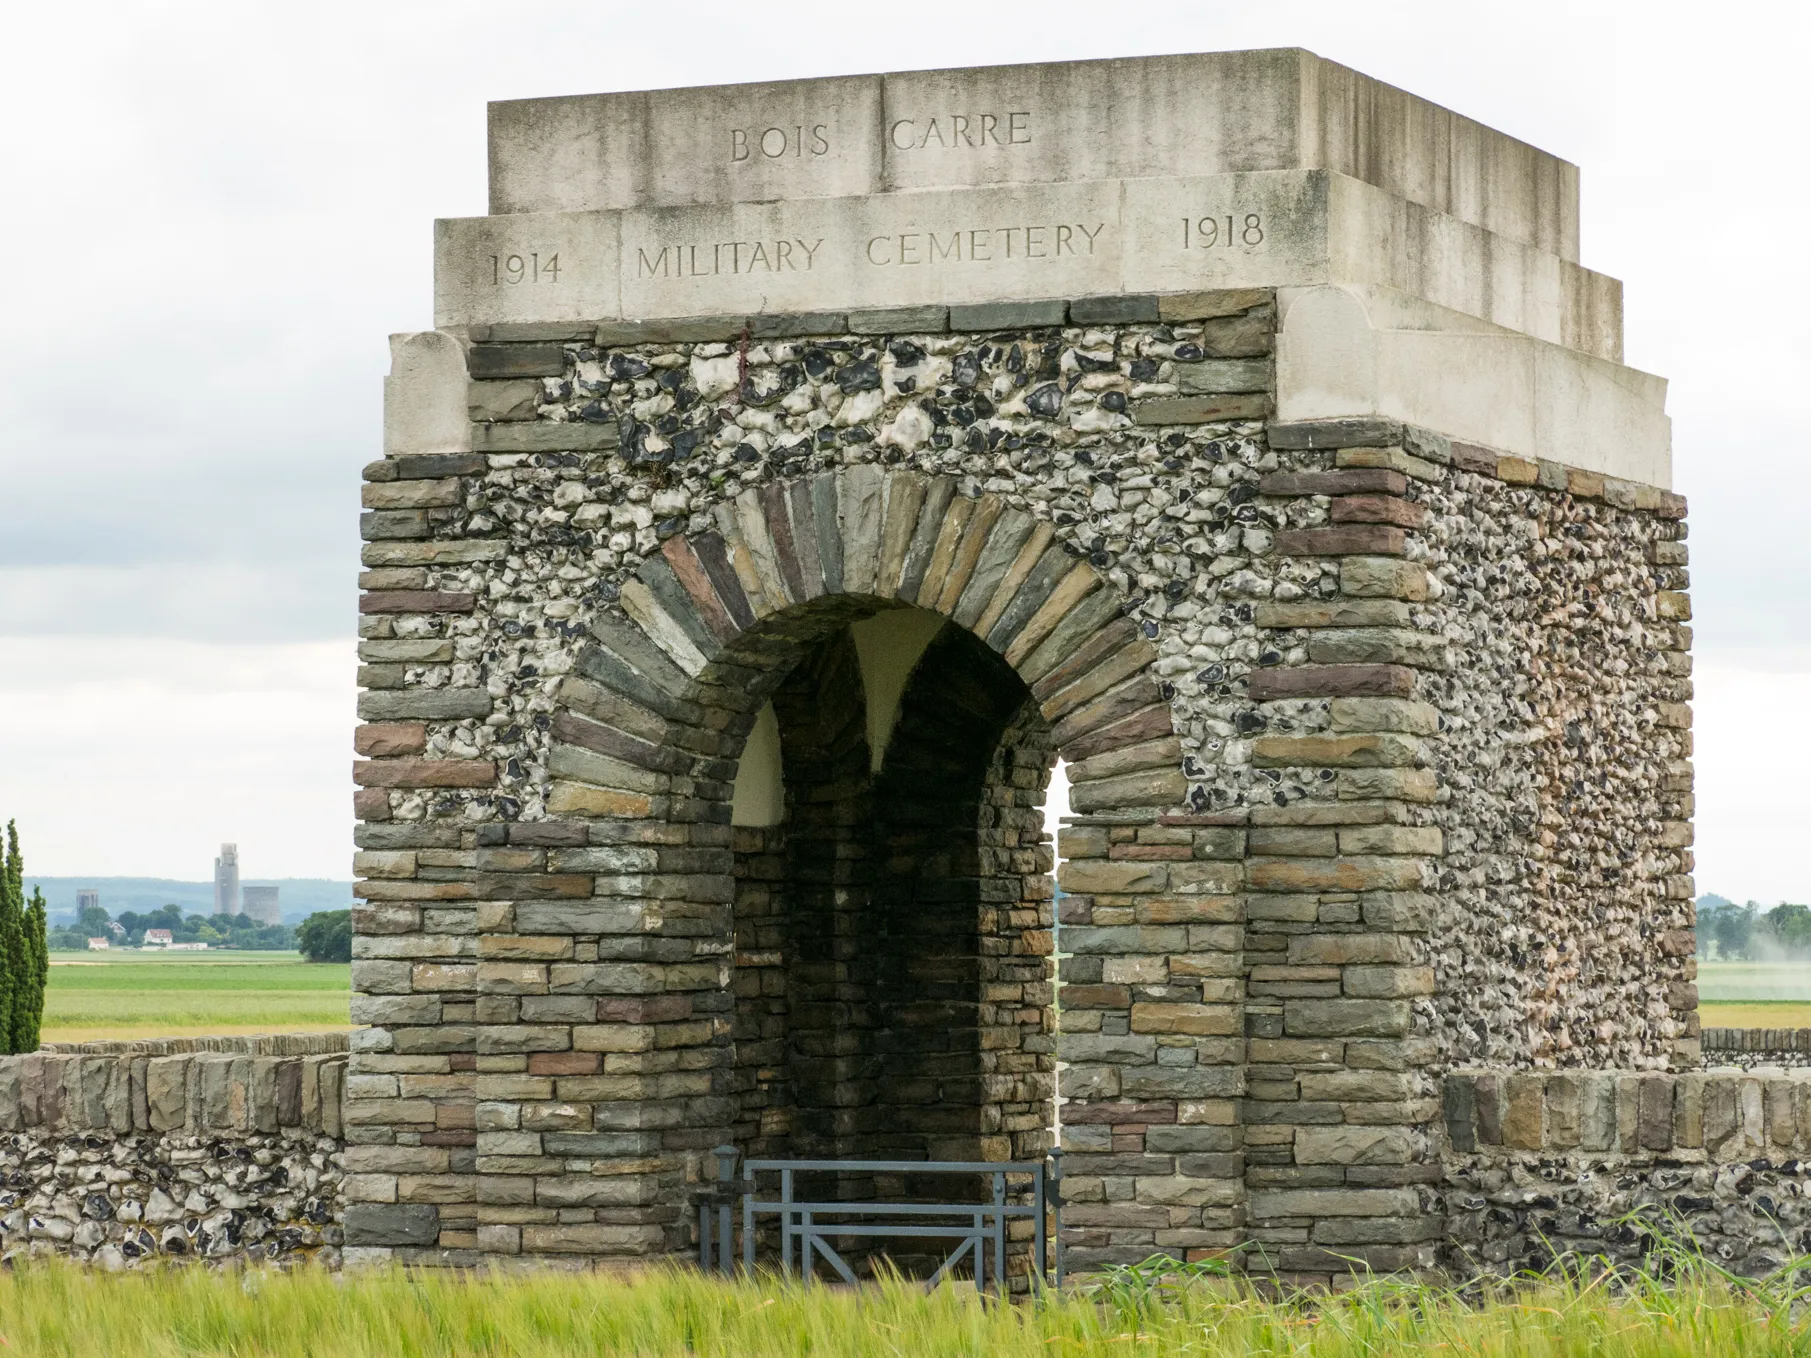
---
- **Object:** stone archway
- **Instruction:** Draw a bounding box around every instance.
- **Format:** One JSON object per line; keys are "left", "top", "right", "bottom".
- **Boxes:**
{"left": 474, "top": 467, "right": 1184, "bottom": 1259}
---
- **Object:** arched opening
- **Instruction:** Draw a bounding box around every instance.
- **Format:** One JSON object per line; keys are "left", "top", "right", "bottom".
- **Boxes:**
{"left": 726, "top": 605, "right": 1058, "bottom": 1167}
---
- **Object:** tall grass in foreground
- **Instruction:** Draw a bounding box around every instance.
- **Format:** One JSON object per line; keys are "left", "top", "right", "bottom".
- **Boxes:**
{"left": 2, "top": 1256, "right": 1811, "bottom": 1358}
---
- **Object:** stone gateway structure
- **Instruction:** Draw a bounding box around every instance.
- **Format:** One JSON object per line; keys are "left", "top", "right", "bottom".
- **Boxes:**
{"left": 347, "top": 50, "right": 1693, "bottom": 1282}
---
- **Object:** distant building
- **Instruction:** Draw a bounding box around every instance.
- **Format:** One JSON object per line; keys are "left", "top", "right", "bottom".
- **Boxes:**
{"left": 242, "top": 885, "right": 281, "bottom": 926}
{"left": 76, "top": 889, "right": 99, "bottom": 914}
{"left": 214, "top": 844, "right": 240, "bottom": 916}
{"left": 143, "top": 929, "right": 173, "bottom": 947}
{"left": 168, "top": 941, "right": 208, "bottom": 951}
{"left": 86, "top": 937, "right": 109, "bottom": 950}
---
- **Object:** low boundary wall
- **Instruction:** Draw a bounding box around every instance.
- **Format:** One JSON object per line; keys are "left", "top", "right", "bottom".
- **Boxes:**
{"left": 1701, "top": 1028, "right": 1811, "bottom": 1070}
{"left": 0, "top": 1034, "right": 348, "bottom": 1267}
{"left": 1442, "top": 1067, "right": 1811, "bottom": 1277}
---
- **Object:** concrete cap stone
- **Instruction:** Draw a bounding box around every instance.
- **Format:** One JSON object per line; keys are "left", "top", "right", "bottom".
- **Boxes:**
{"left": 487, "top": 50, "right": 1580, "bottom": 263}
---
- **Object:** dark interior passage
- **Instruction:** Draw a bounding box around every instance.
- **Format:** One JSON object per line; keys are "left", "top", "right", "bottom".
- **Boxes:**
{"left": 727, "top": 609, "right": 1057, "bottom": 1169}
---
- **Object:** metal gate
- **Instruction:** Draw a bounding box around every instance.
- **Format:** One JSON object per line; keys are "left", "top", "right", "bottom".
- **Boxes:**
{"left": 696, "top": 1147, "right": 1064, "bottom": 1291}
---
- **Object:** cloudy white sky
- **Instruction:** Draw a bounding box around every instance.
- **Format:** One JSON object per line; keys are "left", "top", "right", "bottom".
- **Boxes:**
{"left": 0, "top": 1, "right": 1804, "bottom": 898}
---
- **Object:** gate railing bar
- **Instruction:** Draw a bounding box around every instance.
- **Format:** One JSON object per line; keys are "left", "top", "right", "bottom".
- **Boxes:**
{"left": 699, "top": 1148, "right": 1065, "bottom": 1291}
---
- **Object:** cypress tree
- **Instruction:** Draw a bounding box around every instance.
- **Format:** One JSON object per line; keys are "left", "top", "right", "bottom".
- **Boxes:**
{"left": 20, "top": 885, "right": 46, "bottom": 1051}
{"left": 0, "top": 823, "right": 21, "bottom": 1054}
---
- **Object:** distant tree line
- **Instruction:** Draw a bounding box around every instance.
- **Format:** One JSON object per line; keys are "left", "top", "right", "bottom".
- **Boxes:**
{"left": 0, "top": 823, "right": 49, "bottom": 1053}
{"left": 1698, "top": 900, "right": 1811, "bottom": 960}
{"left": 50, "top": 901, "right": 295, "bottom": 952}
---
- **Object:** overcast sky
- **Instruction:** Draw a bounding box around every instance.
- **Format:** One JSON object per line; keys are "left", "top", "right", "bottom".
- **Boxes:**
{"left": 0, "top": 1, "right": 1804, "bottom": 899}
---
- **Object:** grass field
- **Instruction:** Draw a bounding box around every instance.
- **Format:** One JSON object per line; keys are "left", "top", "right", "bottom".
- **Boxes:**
{"left": 1697, "top": 961, "right": 1811, "bottom": 1029}
{"left": 0, "top": 1261, "right": 1806, "bottom": 1357}
{"left": 31, "top": 955, "right": 1811, "bottom": 1044}
{"left": 42, "top": 951, "right": 350, "bottom": 1042}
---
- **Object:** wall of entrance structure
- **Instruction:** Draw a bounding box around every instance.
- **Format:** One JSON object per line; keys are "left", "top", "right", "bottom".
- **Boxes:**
{"left": 346, "top": 50, "right": 1693, "bottom": 1284}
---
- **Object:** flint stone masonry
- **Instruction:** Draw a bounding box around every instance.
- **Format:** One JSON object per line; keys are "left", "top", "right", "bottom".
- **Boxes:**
{"left": 352, "top": 50, "right": 1693, "bottom": 1283}
{"left": 0, "top": 1036, "right": 347, "bottom": 1267}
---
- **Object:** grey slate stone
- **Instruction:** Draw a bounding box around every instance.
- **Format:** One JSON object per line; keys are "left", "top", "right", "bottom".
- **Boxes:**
{"left": 473, "top": 421, "right": 619, "bottom": 453}
{"left": 357, "top": 690, "right": 493, "bottom": 721}
{"left": 594, "top": 316, "right": 747, "bottom": 345}
{"left": 1069, "top": 294, "right": 1160, "bottom": 324}
{"left": 467, "top": 344, "right": 565, "bottom": 379}
{"left": 749, "top": 312, "right": 847, "bottom": 338}
{"left": 847, "top": 305, "right": 950, "bottom": 334}
{"left": 345, "top": 1203, "right": 440, "bottom": 1247}
{"left": 948, "top": 300, "right": 1067, "bottom": 331}
{"left": 1268, "top": 417, "right": 1406, "bottom": 450}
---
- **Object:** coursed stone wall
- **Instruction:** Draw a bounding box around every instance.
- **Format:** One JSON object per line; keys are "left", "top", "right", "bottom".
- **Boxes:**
{"left": 1443, "top": 1068, "right": 1811, "bottom": 1276}
{"left": 0, "top": 1035, "right": 347, "bottom": 1267}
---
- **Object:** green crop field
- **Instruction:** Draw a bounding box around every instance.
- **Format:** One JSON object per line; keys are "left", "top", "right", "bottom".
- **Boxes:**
{"left": 42, "top": 952, "right": 350, "bottom": 1042}
{"left": 1698, "top": 960, "right": 1811, "bottom": 1029}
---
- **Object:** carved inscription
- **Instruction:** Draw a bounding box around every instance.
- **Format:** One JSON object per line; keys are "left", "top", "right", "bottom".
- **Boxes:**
{"left": 864, "top": 222, "right": 1104, "bottom": 266}
{"left": 1181, "top": 214, "right": 1266, "bottom": 249}
{"left": 888, "top": 112, "right": 1030, "bottom": 150}
{"left": 635, "top": 239, "right": 826, "bottom": 278}
{"left": 489, "top": 252, "right": 561, "bottom": 285}
{"left": 730, "top": 126, "right": 831, "bottom": 162}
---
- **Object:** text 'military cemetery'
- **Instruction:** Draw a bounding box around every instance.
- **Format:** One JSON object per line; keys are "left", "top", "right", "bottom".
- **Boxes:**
{"left": 347, "top": 50, "right": 1692, "bottom": 1280}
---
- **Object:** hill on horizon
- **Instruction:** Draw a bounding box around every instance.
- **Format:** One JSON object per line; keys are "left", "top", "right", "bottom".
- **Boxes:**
{"left": 25, "top": 876, "right": 353, "bottom": 925}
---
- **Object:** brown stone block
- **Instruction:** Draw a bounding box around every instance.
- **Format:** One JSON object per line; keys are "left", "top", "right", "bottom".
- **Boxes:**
{"left": 1496, "top": 456, "right": 1539, "bottom": 484}
{"left": 1258, "top": 469, "right": 1407, "bottom": 497}
{"left": 1131, "top": 1003, "right": 1237, "bottom": 1036}
{"left": 1158, "top": 288, "right": 1271, "bottom": 323}
{"left": 354, "top": 759, "right": 498, "bottom": 789}
{"left": 480, "top": 935, "right": 575, "bottom": 961}
{"left": 1288, "top": 934, "right": 1415, "bottom": 966}
{"left": 353, "top": 788, "right": 392, "bottom": 822}
{"left": 1061, "top": 703, "right": 1175, "bottom": 763}
{"left": 1253, "top": 600, "right": 1410, "bottom": 630}
{"left": 1503, "top": 1074, "right": 1544, "bottom": 1148}
{"left": 546, "top": 783, "right": 653, "bottom": 819}
{"left": 1250, "top": 733, "right": 1421, "bottom": 768}
{"left": 1029, "top": 616, "right": 1141, "bottom": 698}
{"left": 1336, "top": 768, "right": 1437, "bottom": 803}
{"left": 1060, "top": 859, "right": 1165, "bottom": 895}
{"left": 1111, "top": 844, "right": 1193, "bottom": 861}
{"left": 1330, "top": 496, "right": 1425, "bottom": 529}
{"left": 1343, "top": 966, "right": 1435, "bottom": 998}
{"left": 356, "top": 880, "right": 477, "bottom": 901}
{"left": 1247, "top": 665, "right": 1415, "bottom": 700}
{"left": 1283, "top": 999, "right": 1409, "bottom": 1038}
{"left": 1132, "top": 393, "right": 1268, "bottom": 424}
{"left": 1566, "top": 468, "right": 1605, "bottom": 499}
{"left": 364, "top": 478, "right": 462, "bottom": 510}
{"left": 359, "top": 590, "right": 478, "bottom": 614}
{"left": 1062, "top": 984, "right": 1131, "bottom": 1009}
{"left": 1336, "top": 447, "right": 1442, "bottom": 481}
{"left": 1137, "top": 896, "right": 1240, "bottom": 925}
{"left": 1249, "top": 857, "right": 1424, "bottom": 892}
{"left": 355, "top": 723, "right": 427, "bottom": 757}
{"left": 1273, "top": 526, "right": 1407, "bottom": 557}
